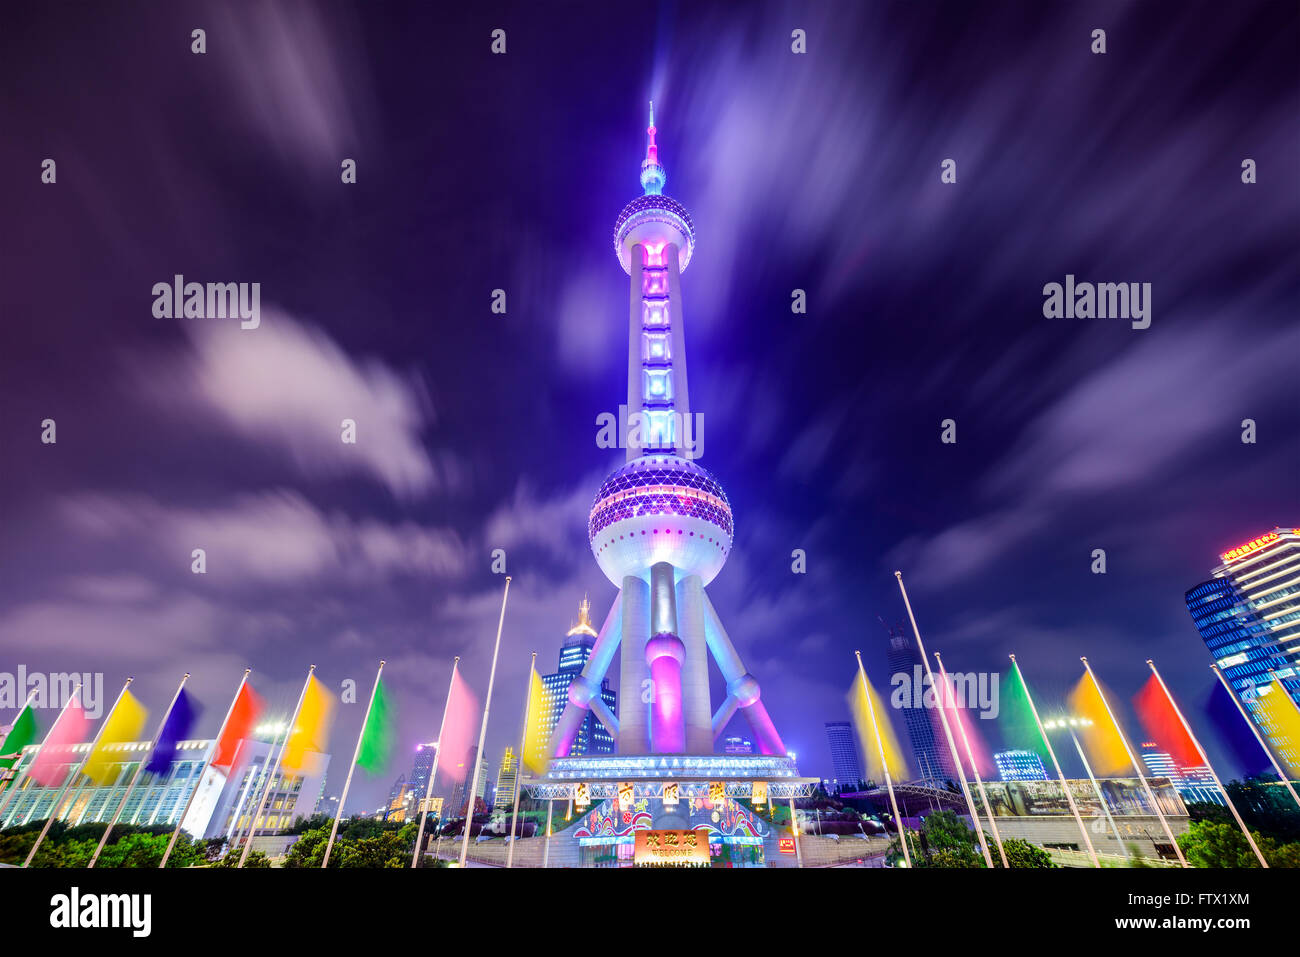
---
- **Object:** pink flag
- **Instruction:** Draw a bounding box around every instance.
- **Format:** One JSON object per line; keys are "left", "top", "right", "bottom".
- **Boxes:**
{"left": 939, "top": 675, "right": 993, "bottom": 778}
{"left": 436, "top": 670, "right": 479, "bottom": 785}
{"left": 28, "top": 696, "right": 91, "bottom": 787}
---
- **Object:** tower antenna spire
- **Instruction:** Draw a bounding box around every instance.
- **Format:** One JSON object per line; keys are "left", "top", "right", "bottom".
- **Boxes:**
{"left": 640, "top": 100, "right": 665, "bottom": 195}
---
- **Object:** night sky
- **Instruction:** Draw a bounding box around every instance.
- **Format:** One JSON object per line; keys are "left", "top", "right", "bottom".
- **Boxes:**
{"left": 1, "top": 1, "right": 1296, "bottom": 813}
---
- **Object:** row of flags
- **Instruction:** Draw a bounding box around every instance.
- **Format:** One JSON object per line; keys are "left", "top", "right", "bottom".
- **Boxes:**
{"left": 846, "top": 573, "right": 1300, "bottom": 868}
{"left": 0, "top": 582, "right": 551, "bottom": 869}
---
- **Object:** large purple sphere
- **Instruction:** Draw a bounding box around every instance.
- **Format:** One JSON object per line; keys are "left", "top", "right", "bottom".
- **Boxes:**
{"left": 589, "top": 454, "right": 732, "bottom": 585}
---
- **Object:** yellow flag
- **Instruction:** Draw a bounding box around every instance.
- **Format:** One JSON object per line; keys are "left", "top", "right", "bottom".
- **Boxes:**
{"left": 84, "top": 691, "right": 148, "bottom": 785}
{"left": 1068, "top": 671, "right": 1130, "bottom": 776}
{"left": 1254, "top": 679, "right": 1300, "bottom": 778}
{"left": 522, "top": 668, "right": 552, "bottom": 775}
{"left": 283, "top": 675, "right": 335, "bottom": 772}
{"left": 848, "top": 670, "right": 907, "bottom": 781}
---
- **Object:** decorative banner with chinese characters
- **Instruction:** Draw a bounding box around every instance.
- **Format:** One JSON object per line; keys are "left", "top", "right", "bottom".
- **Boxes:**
{"left": 618, "top": 781, "right": 634, "bottom": 809}
{"left": 634, "top": 829, "right": 710, "bottom": 866}
{"left": 708, "top": 780, "right": 725, "bottom": 802}
{"left": 750, "top": 780, "right": 768, "bottom": 806}
{"left": 662, "top": 782, "right": 679, "bottom": 806}
{"left": 575, "top": 782, "right": 590, "bottom": 808}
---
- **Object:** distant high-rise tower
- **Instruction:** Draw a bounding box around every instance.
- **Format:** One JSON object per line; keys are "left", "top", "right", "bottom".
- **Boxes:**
{"left": 494, "top": 747, "right": 518, "bottom": 811}
{"left": 541, "top": 598, "right": 617, "bottom": 756}
{"left": 886, "top": 624, "right": 957, "bottom": 783}
{"left": 548, "top": 105, "right": 787, "bottom": 760}
{"left": 449, "top": 746, "right": 487, "bottom": 815}
{"left": 408, "top": 743, "right": 437, "bottom": 804}
{"left": 824, "top": 721, "right": 863, "bottom": 789}
{"left": 1187, "top": 527, "right": 1300, "bottom": 762}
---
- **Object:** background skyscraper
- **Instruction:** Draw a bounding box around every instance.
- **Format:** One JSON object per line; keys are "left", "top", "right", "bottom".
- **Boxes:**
{"left": 1187, "top": 527, "right": 1300, "bottom": 756}
{"left": 540, "top": 598, "right": 617, "bottom": 756}
{"left": 824, "top": 721, "right": 863, "bottom": 790}
{"left": 885, "top": 624, "right": 957, "bottom": 783}
{"left": 407, "top": 742, "right": 437, "bottom": 806}
{"left": 494, "top": 746, "right": 518, "bottom": 812}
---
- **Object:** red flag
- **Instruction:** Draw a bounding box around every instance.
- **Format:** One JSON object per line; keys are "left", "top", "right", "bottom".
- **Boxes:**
{"left": 1134, "top": 675, "right": 1200, "bottom": 768}
{"left": 436, "top": 669, "right": 479, "bottom": 785}
{"left": 28, "top": 696, "right": 90, "bottom": 787}
{"left": 211, "top": 684, "right": 264, "bottom": 772}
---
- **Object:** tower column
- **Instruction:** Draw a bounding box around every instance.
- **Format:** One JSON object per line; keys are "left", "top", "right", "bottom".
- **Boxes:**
{"left": 626, "top": 243, "right": 645, "bottom": 461}
{"left": 676, "top": 574, "right": 713, "bottom": 752}
{"left": 618, "top": 575, "right": 651, "bottom": 754}
{"left": 646, "top": 562, "right": 686, "bottom": 752}
{"left": 665, "top": 242, "right": 693, "bottom": 458}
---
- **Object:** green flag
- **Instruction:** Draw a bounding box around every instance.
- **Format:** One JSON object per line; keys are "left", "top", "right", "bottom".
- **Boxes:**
{"left": 356, "top": 678, "right": 395, "bottom": 774}
{"left": 0, "top": 704, "right": 38, "bottom": 770}
{"left": 1001, "top": 663, "right": 1049, "bottom": 763}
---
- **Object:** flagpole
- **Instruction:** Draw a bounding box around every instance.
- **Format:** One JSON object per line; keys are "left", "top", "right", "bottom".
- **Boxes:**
{"left": 322, "top": 661, "right": 384, "bottom": 868}
{"left": 412, "top": 657, "right": 459, "bottom": 868}
{"left": 788, "top": 798, "right": 803, "bottom": 867}
{"left": 160, "top": 670, "right": 251, "bottom": 868}
{"left": 0, "top": 687, "right": 77, "bottom": 828}
{"left": 1010, "top": 656, "right": 1100, "bottom": 867}
{"left": 1146, "top": 659, "right": 1266, "bottom": 867}
{"left": 459, "top": 575, "right": 511, "bottom": 868}
{"left": 416, "top": 657, "right": 462, "bottom": 868}
{"left": 0, "top": 691, "right": 40, "bottom": 809}
{"left": 90, "top": 673, "right": 190, "bottom": 868}
{"left": 1210, "top": 664, "right": 1300, "bottom": 809}
{"left": 934, "top": 652, "right": 1007, "bottom": 867}
{"left": 238, "top": 665, "right": 314, "bottom": 868}
{"left": 1049, "top": 719, "right": 1129, "bottom": 860}
{"left": 893, "top": 571, "right": 994, "bottom": 867}
{"left": 1080, "top": 657, "right": 1186, "bottom": 867}
{"left": 506, "top": 652, "right": 536, "bottom": 869}
{"left": 543, "top": 798, "right": 554, "bottom": 868}
{"left": 24, "top": 677, "right": 134, "bottom": 868}
{"left": 855, "top": 651, "right": 910, "bottom": 867}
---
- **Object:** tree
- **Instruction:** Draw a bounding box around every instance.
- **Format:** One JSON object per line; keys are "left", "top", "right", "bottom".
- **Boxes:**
{"left": 886, "top": 811, "right": 986, "bottom": 868}
{"left": 999, "top": 838, "right": 1055, "bottom": 868}
{"left": 215, "top": 849, "right": 271, "bottom": 868}
{"left": 1178, "top": 820, "right": 1266, "bottom": 868}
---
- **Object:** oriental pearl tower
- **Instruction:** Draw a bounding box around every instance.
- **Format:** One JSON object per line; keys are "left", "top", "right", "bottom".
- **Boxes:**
{"left": 548, "top": 106, "right": 787, "bottom": 762}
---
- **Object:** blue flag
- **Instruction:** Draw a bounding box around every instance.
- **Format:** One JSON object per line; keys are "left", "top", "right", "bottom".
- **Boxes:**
{"left": 147, "top": 689, "right": 200, "bottom": 774}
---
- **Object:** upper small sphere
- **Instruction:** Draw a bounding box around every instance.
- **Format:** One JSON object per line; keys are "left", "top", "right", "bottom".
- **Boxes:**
{"left": 614, "top": 195, "right": 695, "bottom": 274}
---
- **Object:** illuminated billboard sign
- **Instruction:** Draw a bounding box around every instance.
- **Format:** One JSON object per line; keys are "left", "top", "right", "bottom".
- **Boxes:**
{"left": 1221, "top": 531, "right": 1279, "bottom": 564}
{"left": 634, "top": 829, "right": 710, "bottom": 866}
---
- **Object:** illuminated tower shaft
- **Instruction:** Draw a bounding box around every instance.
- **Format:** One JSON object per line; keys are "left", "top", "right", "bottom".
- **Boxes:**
{"left": 622, "top": 104, "right": 694, "bottom": 461}
{"left": 550, "top": 106, "right": 785, "bottom": 760}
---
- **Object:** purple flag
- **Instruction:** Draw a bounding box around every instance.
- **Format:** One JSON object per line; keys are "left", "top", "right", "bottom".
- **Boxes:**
{"left": 147, "top": 689, "right": 200, "bottom": 774}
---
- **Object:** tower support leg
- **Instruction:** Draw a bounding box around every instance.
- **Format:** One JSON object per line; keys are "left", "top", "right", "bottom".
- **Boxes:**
{"left": 618, "top": 576, "right": 651, "bottom": 754}
{"left": 646, "top": 562, "right": 686, "bottom": 752}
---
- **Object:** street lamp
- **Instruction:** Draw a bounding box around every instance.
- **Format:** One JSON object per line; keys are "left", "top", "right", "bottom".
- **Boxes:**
{"left": 1043, "top": 717, "right": 1129, "bottom": 860}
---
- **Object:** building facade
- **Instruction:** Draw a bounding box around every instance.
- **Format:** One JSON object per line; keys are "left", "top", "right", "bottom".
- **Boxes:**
{"left": 0, "top": 736, "right": 328, "bottom": 839}
{"left": 1187, "top": 527, "right": 1300, "bottom": 762}
{"left": 995, "top": 749, "right": 1049, "bottom": 781}
{"left": 1139, "top": 744, "right": 1225, "bottom": 806}
{"left": 824, "top": 721, "right": 863, "bottom": 789}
